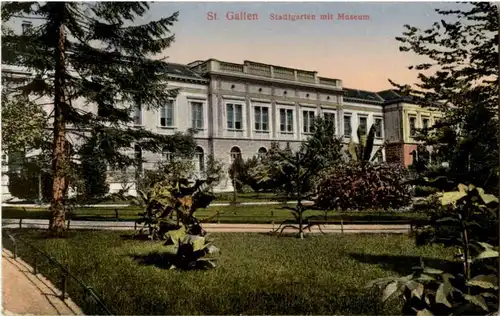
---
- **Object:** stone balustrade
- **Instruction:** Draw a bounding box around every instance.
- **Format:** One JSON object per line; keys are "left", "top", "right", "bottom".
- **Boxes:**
{"left": 190, "top": 59, "right": 342, "bottom": 88}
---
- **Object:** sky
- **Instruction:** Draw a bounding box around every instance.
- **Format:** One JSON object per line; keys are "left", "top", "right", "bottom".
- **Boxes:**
{"left": 137, "top": 1, "right": 466, "bottom": 92}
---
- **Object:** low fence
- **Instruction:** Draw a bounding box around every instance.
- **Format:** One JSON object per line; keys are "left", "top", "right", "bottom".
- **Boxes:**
{"left": 3, "top": 232, "right": 113, "bottom": 315}
{"left": 2, "top": 218, "right": 419, "bottom": 234}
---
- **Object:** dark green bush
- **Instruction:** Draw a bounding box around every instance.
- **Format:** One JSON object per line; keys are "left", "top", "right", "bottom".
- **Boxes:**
{"left": 414, "top": 185, "right": 438, "bottom": 197}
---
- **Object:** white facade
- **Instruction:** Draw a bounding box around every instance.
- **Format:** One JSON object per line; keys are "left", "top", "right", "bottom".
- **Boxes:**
{"left": 2, "top": 59, "right": 417, "bottom": 199}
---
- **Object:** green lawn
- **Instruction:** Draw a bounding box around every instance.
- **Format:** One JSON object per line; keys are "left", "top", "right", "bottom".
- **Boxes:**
{"left": 5, "top": 192, "right": 281, "bottom": 206}
{"left": 2, "top": 204, "right": 426, "bottom": 224}
{"left": 4, "top": 230, "right": 458, "bottom": 315}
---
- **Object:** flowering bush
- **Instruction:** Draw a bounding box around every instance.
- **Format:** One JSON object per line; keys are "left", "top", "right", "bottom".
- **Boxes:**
{"left": 314, "top": 162, "right": 412, "bottom": 211}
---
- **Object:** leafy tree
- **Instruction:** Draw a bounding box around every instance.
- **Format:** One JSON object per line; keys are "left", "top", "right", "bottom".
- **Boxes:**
{"left": 2, "top": 2, "right": 196, "bottom": 233}
{"left": 1, "top": 94, "right": 48, "bottom": 155}
{"left": 255, "top": 118, "right": 343, "bottom": 239}
{"left": 136, "top": 156, "right": 194, "bottom": 192}
{"left": 390, "top": 2, "right": 498, "bottom": 193}
{"left": 202, "top": 154, "right": 225, "bottom": 187}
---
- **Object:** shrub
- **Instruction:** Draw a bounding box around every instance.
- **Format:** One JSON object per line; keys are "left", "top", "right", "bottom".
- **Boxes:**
{"left": 414, "top": 185, "right": 439, "bottom": 197}
{"left": 130, "top": 178, "right": 217, "bottom": 240}
{"left": 369, "top": 184, "right": 499, "bottom": 315}
{"left": 315, "top": 162, "right": 412, "bottom": 211}
{"left": 164, "top": 225, "right": 220, "bottom": 270}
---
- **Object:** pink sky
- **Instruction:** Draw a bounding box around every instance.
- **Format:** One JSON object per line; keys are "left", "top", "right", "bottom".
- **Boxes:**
{"left": 163, "top": 36, "right": 425, "bottom": 91}
{"left": 147, "top": 2, "right": 449, "bottom": 92}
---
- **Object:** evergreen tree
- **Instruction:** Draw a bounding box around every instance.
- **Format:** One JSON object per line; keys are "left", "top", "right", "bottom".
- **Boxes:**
{"left": 79, "top": 132, "right": 110, "bottom": 200}
{"left": 2, "top": 2, "right": 196, "bottom": 233}
{"left": 391, "top": 2, "right": 499, "bottom": 192}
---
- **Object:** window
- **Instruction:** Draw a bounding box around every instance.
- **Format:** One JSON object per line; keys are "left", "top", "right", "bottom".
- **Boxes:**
{"left": 343, "top": 115, "right": 352, "bottom": 137}
{"left": 162, "top": 146, "right": 172, "bottom": 161}
{"left": 191, "top": 102, "right": 203, "bottom": 129}
{"left": 134, "top": 145, "right": 143, "bottom": 173}
{"left": 195, "top": 147, "right": 204, "bottom": 172}
{"left": 21, "top": 21, "right": 32, "bottom": 35}
{"left": 160, "top": 100, "right": 174, "bottom": 127}
{"left": 374, "top": 118, "right": 383, "bottom": 138}
{"left": 254, "top": 106, "right": 269, "bottom": 131}
{"left": 323, "top": 112, "right": 336, "bottom": 131}
{"left": 422, "top": 117, "right": 429, "bottom": 130}
{"left": 409, "top": 116, "right": 417, "bottom": 137}
{"left": 279, "top": 109, "right": 294, "bottom": 132}
{"left": 227, "top": 103, "right": 243, "bottom": 130}
{"left": 230, "top": 146, "right": 241, "bottom": 162}
{"left": 258, "top": 147, "right": 267, "bottom": 159}
{"left": 358, "top": 116, "right": 368, "bottom": 135}
{"left": 133, "top": 104, "right": 142, "bottom": 125}
{"left": 302, "top": 110, "right": 315, "bottom": 133}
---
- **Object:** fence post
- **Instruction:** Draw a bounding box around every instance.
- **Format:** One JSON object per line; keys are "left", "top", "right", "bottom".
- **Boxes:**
{"left": 19, "top": 218, "right": 23, "bottom": 229}
{"left": 271, "top": 210, "right": 275, "bottom": 230}
{"left": 12, "top": 239, "right": 17, "bottom": 259}
{"left": 33, "top": 255, "right": 38, "bottom": 275}
{"left": 341, "top": 219, "right": 344, "bottom": 234}
{"left": 115, "top": 208, "right": 119, "bottom": 221}
{"left": 60, "top": 266, "right": 68, "bottom": 300}
{"left": 67, "top": 219, "right": 71, "bottom": 231}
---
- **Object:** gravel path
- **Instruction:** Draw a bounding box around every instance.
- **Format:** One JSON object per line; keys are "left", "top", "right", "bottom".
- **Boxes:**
{"left": 2, "top": 249, "right": 83, "bottom": 315}
{"left": 2, "top": 201, "right": 302, "bottom": 208}
{"left": 2, "top": 218, "right": 411, "bottom": 233}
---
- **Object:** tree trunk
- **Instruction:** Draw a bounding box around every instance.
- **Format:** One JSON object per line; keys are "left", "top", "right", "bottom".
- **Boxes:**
{"left": 49, "top": 3, "right": 68, "bottom": 234}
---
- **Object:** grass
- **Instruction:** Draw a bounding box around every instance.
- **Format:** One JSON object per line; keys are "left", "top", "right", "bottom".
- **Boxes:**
{"left": 2, "top": 204, "right": 427, "bottom": 224}
{"left": 3, "top": 230, "right": 458, "bottom": 315}
{"left": 5, "top": 192, "right": 280, "bottom": 205}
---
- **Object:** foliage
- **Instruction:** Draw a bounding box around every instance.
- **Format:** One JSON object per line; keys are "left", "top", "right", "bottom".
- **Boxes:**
{"left": 234, "top": 156, "right": 261, "bottom": 192}
{"left": 164, "top": 226, "right": 220, "bottom": 270}
{"left": 254, "top": 118, "right": 343, "bottom": 238}
{"left": 202, "top": 154, "right": 225, "bottom": 187}
{"left": 391, "top": 2, "right": 498, "bottom": 194}
{"left": 414, "top": 185, "right": 439, "bottom": 198}
{"left": 136, "top": 157, "right": 194, "bottom": 192}
{"left": 369, "top": 183, "right": 499, "bottom": 315}
{"left": 130, "top": 178, "right": 217, "bottom": 240}
{"left": 1, "top": 2, "right": 196, "bottom": 232}
{"left": 0, "top": 93, "right": 49, "bottom": 154}
{"left": 347, "top": 124, "right": 384, "bottom": 163}
{"left": 7, "top": 165, "right": 51, "bottom": 201}
{"left": 414, "top": 183, "right": 498, "bottom": 254}
{"left": 79, "top": 133, "right": 109, "bottom": 199}
{"left": 228, "top": 154, "right": 245, "bottom": 193}
{"left": 315, "top": 162, "right": 412, "bottom": 211}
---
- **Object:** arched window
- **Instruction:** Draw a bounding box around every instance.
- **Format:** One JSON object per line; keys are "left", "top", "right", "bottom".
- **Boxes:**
{"left": 162, "top": 146, "right": 172, "bottom": 161}
{"left": 134, "top": 145, "right": 143, "bottom": 173}
{"left": 230, "top": 146, "right": 241, "bottom": 163}
{"left": 258, "top": 147, "right": 267, "bottom": 159}
{"left": 195, "top": 147, "right": 205, "bottom": 172}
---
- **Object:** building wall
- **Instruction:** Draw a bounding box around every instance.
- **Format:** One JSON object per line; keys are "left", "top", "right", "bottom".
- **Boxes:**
{"left": 382, "top": 104, "right": 403, "bottom": 143}
{"left": 2, "top": 61, "right": 441, "bottom": 199}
